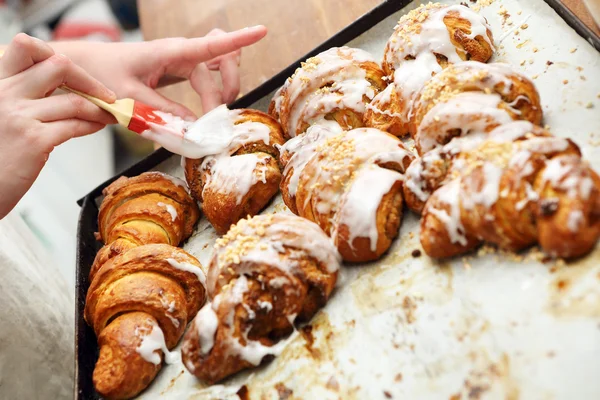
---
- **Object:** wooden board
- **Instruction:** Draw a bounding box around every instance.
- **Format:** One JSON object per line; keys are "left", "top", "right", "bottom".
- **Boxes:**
{"left": 138, "top": 0, "right": 598, "bottom": 116}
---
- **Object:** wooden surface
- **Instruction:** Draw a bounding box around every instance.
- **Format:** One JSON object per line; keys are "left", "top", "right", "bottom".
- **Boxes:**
{"left": 138, "top": 0, "right": 599, "bottom": 117}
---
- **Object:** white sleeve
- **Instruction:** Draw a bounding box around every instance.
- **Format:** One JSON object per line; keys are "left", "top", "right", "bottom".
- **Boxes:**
{"left": 0, "top": 212, "right": 74, "bottom": 399}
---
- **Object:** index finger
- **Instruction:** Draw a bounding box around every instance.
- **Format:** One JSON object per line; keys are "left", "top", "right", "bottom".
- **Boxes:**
{"left": 162, "top": 25, "right": 267, "bottom": 67}
{"left": 0, "top": 33, "right": 55, "bottom": 79}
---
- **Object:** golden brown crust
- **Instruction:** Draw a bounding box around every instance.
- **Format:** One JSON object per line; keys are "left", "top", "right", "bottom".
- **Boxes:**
{"left": 85, "top": 244, "right": 206, "bottom": 399}
{"left": 184, "top": 109, "right": 285, "bottom": 235}
{"left": 181, "top": 214, "right": 340, "bottom": 384}
{"left": 98, "top": 171, "right": 200, "bottom": 246}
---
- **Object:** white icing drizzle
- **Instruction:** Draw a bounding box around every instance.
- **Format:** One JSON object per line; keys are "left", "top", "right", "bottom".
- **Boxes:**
{"left": 187, "top": 105, "right": 273, "bottom": 204}
{"left": 337, "top": 165, "right": 403, "bottom": 251}
{"left": 428, "top": 179, "right": 468, "bottom": 245}
{"left": 416, "top": 92, "right": 514, "bottom": 153}
{"left": 157, "top": 202, "right": 178, "bottom": 222}
{"left": 158, "top": 290, "right": 180, "bottom": 328}
{"left": 282, "top": 46, "right": 378, "bottom": 136}
{"left": 299, "top": 128, "right": 412, "bottom": 221}
{"left": 202, "top": 153, "right": 270, "bottom": 205}
{"left": 166, "top": 258, "right": 207, "bottom": 286}
{"left": 462, "top": 162, "right": 504, "bottom": 211}
{"left": 135, "top": 319, "right": 178, "bottom": 365}
{"left": 567, "top": 210, "right": 584, "bottom": 232}
{"left": 257, "top": 300, "right": 273, "bottom": 312}
{"left": 194, "top": 302, "right": 219, "bottom": 355}
{"left": 279, "top": 124, "right": 341, "bottom": 197}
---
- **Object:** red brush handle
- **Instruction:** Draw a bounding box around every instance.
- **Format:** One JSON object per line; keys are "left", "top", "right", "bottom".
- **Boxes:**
{"left": 128, "top": 101, "right": 166, "bottom": 134}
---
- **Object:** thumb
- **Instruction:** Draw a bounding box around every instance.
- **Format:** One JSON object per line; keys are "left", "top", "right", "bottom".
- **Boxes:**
{"left": 132, "top": 84, "right": 197, "bottom": 121}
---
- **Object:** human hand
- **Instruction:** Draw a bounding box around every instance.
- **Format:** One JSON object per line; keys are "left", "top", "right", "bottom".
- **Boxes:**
{"left": 0, "top": 33, "right": 116, "bottom": 219}
{"left": 56, "top": 25, "right": 268, "bottom": 119}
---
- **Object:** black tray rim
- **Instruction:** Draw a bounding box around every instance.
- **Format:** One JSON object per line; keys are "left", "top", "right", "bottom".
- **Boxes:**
{"left": 74, "top": 1, "right": 600, "bottom": 399}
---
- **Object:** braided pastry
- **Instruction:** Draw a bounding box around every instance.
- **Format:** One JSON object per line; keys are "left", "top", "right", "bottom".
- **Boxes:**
{"left": 410, "top": 61, "right": 543, "bottom": 153}
{"left": 364, "top": 3, "right": 494, "bottom": 136}
{"left": 85, "top": 244, "right": 206, "bottom": 399}
{"left": 184, "top": 106, "right": 285, "bottom": 234}
{"left": 279, "top": 125, "right": 414, "bottom": 262}
{"left": 414, "top": 121, "right": 600, "bottom": 259}
{"left": 269, "top": 46, "right": 387, "bottom": 137}
{"left": 181, "top": 214, "right": 340, "bottom": 383}
{"left": 91, "top": 171, "right": 200, "bottom": 279}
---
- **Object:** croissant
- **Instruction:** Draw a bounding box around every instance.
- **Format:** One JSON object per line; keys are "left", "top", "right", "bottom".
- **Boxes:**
{"left": 415, "top": 121, "right": 600, "bottom": 259}
{"left": 279, "top": 125, "right": 414, "bottom": 262}
{"left": 364, "top": 2, "right": 494, "bottom": 136}
{"left": 91, "top": 171, "right": 200, "bottom": 279}
{"left": 184, "top": 107, "right": 285, "bottom": 235}
{"left": 84, "top": 244, "right": 207, "bottom": 399}
{"left": 409, "top": 61, "right": 543, "bottom": 152}
{"left": 269, "top": 46, "right": 387, "bottom": 137}
{"left": 181, "top": 213, "right": 340, "bottom": 383}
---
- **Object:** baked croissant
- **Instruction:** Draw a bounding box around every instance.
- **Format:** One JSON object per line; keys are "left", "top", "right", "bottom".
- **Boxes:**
{"left": 409, "top": 61, "right": 543, "bottom": 153}
{"left": 269, "top": 46, "right": 387, "bottom": 137}
{"left": 415, "top": 121, "right": 600, "bottom": 259}
{"left": 279, "top": 125, "right": 415, "bottom": 262}
{"left": 181, "top": 214, "right": 341, "bottom": 383}
{"left": 91, "top": 171, "right": 200, "bottom": 279}
{"left": 184, "top": 107, "right": 285, "bottom": 235}
{"left": 85, "top": 244, "right": 207, "bottom": 399}
{"left": 364, "top": 2, "right": 494, "bottom": 136}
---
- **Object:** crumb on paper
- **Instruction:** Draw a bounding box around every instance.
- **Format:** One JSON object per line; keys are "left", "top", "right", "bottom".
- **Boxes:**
{"left": 544, "top": 124, "right": 551, "bottom": 130}
{"left": 563, "top": 79, "right": 569, "bottom": 84}
{"left": 546, "top": 60, "right": 554, "bottom": 66}
{"left": 520, "top": 59, "right": 526, "bottom": 66}
{"left": 570, "top": 47, "right": 577, "bottom": 53}
{"left": 528, "top": 59, "right": 534, "bottom": 64}
{"left": 586, "top": 102, "right": 594, "bottom": 109}
{"left": 521, "top": 23, "right": 528, "bottom": 29}
{"left": 597, "top": 93, "right": 600, "bottom": 99}
{"left": 580, "top": 75, "right": 587, "bottom": 81}
{"left": 532, "top": 74, "right": 539, "bottom": 79}
{"left": 533, "top": 47, "right": 539, "bottom": 53}
{"left": 517, "top": 10, "right": 522, "bottom": 15}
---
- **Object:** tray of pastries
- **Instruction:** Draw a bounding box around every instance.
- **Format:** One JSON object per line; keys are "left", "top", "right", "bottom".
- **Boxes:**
{"left": 75, "top": 0, "right": 600, "bottom": 399}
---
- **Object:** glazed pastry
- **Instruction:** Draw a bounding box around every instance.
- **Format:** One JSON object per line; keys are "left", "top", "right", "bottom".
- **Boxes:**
{"left": 409, "top": 61, "right": 543, "bottom": 154}
{"left": 279, "top": 125, "right": 414, "bottom": 262}
{"left": 269, "top": 46, "right": 387, "bottom": 137}
{"left": 184, "top": 106, "right": 285, "bottom": 234}
{"left": 364, "top": 3, "right": 494, "bottom": 136}
{"left": 414, "top": 121, "right": 600, "bottom": 259}
{"left": 91, "top": 171, "right": 200, "bottom": 279}
{"left": 85, "top": 244, "right": 207, "bottom": 399}
{"left": 181, "top": 214, "right": 340, "bottom": 383}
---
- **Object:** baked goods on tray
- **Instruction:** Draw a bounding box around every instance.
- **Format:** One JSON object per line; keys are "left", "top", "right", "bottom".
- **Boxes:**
{"left": 269, "top": 46, "right": 387, "bottom": 137}
{"left": 364, "top": 2, "right": 495, "bottom": 136}
{"left": 181, "top": 213, "right": 341, "bottom": 383}
{"left": 85, "top": 244, "right": 206, "bottom": 399}
{"left": 85, "top": 172, "right": 206, "bottom": 399}
{"left": 412, "top": 121, "right": 600, "bottom": 259}
{"left": 184, "top": 106, "right": 285, "bottom": 234}
{"left": 80, "top": 1, "right": 600, "bottom": 397}
{"left": 279, "top": 125, "right": 414, "bottom": 262}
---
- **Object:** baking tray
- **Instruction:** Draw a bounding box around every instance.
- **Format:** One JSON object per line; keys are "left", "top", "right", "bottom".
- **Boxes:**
{"left": 75, "top": 0, "right": 600, "bottom": 399}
